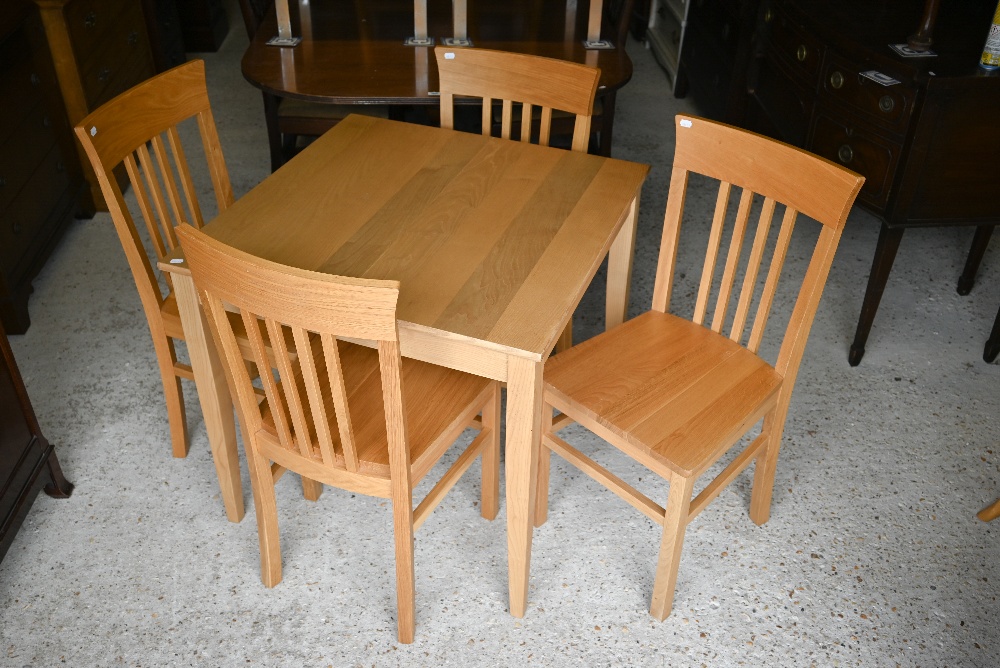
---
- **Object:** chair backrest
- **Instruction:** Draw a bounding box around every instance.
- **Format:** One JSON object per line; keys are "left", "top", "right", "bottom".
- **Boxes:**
{"left": 237, "top": 0, "right": 272, "bottom": 40}
{"left": 435, "top": 46, "right": 600, "bottom": 152}
{"left": 74, "top": 60, "right": 233, "bottom": 331}
{"left": 652, "top": 115, "right": 863, "bottom": 383}
{"left": 176, "top": 224, "right": 406, "bottom": 478}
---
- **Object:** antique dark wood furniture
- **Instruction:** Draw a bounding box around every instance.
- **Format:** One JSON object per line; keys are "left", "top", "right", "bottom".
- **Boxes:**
{"left": 1, "top": 320, "right": 73, "bottom": 565}
{"left": 34, "top": 0, "right": 157, "bottom": 214}
{"left": 679, "top": 0, "right": 1000, "bottom": 365}
{"left": 0, "top": 0, "right": 84, "bottom": 334}
{"left": 175, "top": 0, "right": 229, "bottom": 52}
{"left": 240, "top": 0, "right": 634, "bottom": 164}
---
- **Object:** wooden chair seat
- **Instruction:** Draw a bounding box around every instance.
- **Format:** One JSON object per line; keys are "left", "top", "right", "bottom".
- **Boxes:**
{"left": 259, "top": 339, "right": 493, "bottom": 481}
{"left": 544, "top": 311, "right": 782, "bottom": 478}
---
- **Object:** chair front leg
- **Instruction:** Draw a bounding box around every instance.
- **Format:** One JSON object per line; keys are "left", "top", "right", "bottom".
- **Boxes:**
{"left": 391, "top": 485, "right": 416, "bottom": 644}
{"left": 650, "top": 473, "right": 694, "bottom": 621}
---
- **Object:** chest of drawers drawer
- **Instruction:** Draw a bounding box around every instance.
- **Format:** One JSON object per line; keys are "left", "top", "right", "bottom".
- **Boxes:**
{"left": 809, "top": 113, "right": 901, "bottom": 209}
{"left": 759, "top": 0, "right": 822, "bottom": 87}
{"left": 818, "top": 54, "right": 917, "bottom": 136}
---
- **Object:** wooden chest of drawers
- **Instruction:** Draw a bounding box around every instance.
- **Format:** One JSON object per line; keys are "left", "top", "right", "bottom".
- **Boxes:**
{"left": 0, "top": 1, "right": 83, "bottom": 334}
{"left": 35, "top": 0, "right": 156, "bottom": 214}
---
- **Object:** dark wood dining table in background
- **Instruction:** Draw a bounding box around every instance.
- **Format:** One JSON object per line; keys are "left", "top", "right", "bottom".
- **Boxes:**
{"left": 241, "top": 0, "right": 634, "bottom": 160}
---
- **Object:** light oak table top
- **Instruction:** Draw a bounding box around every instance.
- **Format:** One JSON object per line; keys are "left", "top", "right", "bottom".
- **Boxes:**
{"left": 161, "top": 115, "right": 648, "bottom": 617}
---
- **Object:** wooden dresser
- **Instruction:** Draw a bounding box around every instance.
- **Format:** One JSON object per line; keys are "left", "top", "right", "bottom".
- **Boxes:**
{"left": 0, "top": 320, "right": 72, "bottom": 565}
{"left": 678, "top": 0, "right": 1000, "bottom": 365}
{"left": 0, "top": 0, "right": 84, "bottom": 335}
{"left": 34, "top": 0, "right": 156, "bottom": 215}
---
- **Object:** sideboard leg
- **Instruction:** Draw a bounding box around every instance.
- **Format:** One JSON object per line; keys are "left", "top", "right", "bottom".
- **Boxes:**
{"left": 849, "top": 224, "right": 905, "bottom": 366}
{"left": 957, "top": 225, "right": 994, "bottom": 296}
{"left": 42, "top": 448, "right": 73, "bottom": 499}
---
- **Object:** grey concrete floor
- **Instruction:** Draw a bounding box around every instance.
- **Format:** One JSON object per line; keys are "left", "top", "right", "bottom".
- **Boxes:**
{"left": 2, "top": 6, "right": 999, "bottom": 667}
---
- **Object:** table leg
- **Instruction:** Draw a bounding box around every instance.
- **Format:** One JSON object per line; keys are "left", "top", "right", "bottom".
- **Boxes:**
{"left": 606, "top": 195, "right": 639, "bottom": 331}
{"left": 957, "top": 225, "right": 994, "bottom": 296}
{"left": 173, "top": 273, "right": 244, "bottom": 523}
{"left": 849, "top": 223, "right": 904, "bottom": 367}
{"left": 505, "top": 355, "right": 543, "bottom": 618}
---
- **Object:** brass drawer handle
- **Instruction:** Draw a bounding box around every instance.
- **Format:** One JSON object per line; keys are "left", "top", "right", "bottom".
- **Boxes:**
{"left": 128, "top": 31, "right": 139, "bottom": 46}
{"left": 12, "top": 222, "right": 23, "bottom": 235}
{"left": 56, "top": 160, "right": 66, "bottom": 173}
{"left": 838, "top": 144, "right": 854, "bottom": 163}
{"left": 30, "top": 73, "right": 40, "bottom": 86}
{"left": 0, "top": 177, "right": 6, "bottom": 188}
{"left": 830, "top": 71, "right": 844, "bottom": 89}
{"left": 765, "top": 8, "right": 773, "bottom": 22}
{"left": 98, "top": 67, "right": 111, "bottom": 82}
{"left": 84, "top": 12, "right": 97, "bottom": 28}
{"left": 879, "top": 95, "right": 895, "bottom": 113}
{"left": 796, "top": 44, "right": 808, "bottom": 61}
{"left": 42, "top": 116, "right": 51, "bottom": 128}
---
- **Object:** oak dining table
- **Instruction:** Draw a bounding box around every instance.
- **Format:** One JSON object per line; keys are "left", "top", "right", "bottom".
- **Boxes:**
{"left": 160, "top": 115, "right": 648, "bottom": 618}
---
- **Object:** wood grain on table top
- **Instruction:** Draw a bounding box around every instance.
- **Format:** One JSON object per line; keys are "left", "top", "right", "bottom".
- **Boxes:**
{"left": 203, "top": 115, "right": 648, "bottom": 359}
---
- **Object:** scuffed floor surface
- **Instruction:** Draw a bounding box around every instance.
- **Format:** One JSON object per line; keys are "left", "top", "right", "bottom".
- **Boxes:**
{"left": 2, "top": 4, "right": 998, "bottom": 666}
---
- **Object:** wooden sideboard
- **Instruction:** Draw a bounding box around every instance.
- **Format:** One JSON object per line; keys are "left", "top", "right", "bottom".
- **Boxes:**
{"left": 0, "top": 320, "right": 72, "bottom": 565}
{"left": 34, "top": 0, "right": 156, "bottom": 214}
{"left": 678, "top": 0, "right": 1000, "bottom": 365}
{"left": 0, "top": 0, "right": 84, "bottom": 335}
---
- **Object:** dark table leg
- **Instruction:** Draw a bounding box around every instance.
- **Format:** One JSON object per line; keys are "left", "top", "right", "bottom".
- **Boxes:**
{"left": 985, "top": 303, "right": 1000, "bottom": 363}
{"left": 957, "top": 225, "right": 994, "bottom": 295}
{"left": 262, "top": 92, "right": 284, "bottom": 173}
{"left": 597, "top": 90, "right": 618, "bottom": 157}
{"left": 849, "top": 223, "right": 905, "bottom": 366}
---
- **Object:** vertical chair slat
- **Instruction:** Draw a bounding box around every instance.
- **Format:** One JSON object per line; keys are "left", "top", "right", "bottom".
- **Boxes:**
{"left": 268, "top": 318, "right": 313, "bottom": 459}
{"left": 136, "top": 143, "right": 178, "bottom": 253}
{"left": 500, "top": 99, "right": 513, "bottom": 139}
{"left": 651, "top": 166, "right": 690, "bottom": 313}
{"left": 195, "top": 107, "right": 235, "bottom": 214}
{"left": 322, "top": 333, "right": 360, "bottom": 472}
{"left": 539, "top": 107, "right": 553, "bottom": 146}
{"left": 747, "top": 207, "right": 798, "bottom": 354}
{"left": 166, "top": 126, "right": 205, "bottom": 229}
{"left": 710, "top": 188, "right": 755, "bottom": 333}
{"left": 520, "top": 103, "right": 533, "bottom": 143}
{"left": 730, "top": 196, "right": 777, "bottom": 342}
{"left": 693, "top": 181, "right": 732, "bottom": 325}
{"left": 244, "top": 311, "right": 293, "bottom": 449}
{"left": 292, "top": 327, "right": 337, "bottom": 466}
{"left": 150, "top": 134, "right": 188, "bottom": 242}
{"left": 124, "top": 153, "right": 169, "bottom": 264}
{"left": 479, "top": 96, "right": 491, "bottom": 135}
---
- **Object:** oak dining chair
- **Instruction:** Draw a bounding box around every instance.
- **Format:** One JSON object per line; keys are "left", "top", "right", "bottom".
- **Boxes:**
{"left": 237, "top": 0, "right": 389, "bottom": 171}
{"left": 74, "top": 60, "right": 240, "bottom": 460}
{"left": 435, "top": 45, "right": 600, "bottom": 349}
{"left": 435, "top": 46, "right": 600, "bottom": 154}
{"left": 534, "top": 115, "right": 864, "bottom": 620}
{"left": 176, "top": 224, "right": 500, "bottom": 644}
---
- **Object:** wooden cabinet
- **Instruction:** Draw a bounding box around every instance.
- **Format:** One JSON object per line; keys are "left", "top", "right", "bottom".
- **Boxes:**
{"left": 34, "top": 0, "right": 156, "bottom": 214}
{"left": 0, "top": 0, "right": 84, "bottom": 334}
{"left": 675, "top": 0, "right": 757, "bottom": 119}
{"left": 683, "top": 0, "right": 1000, "bottom": 364}
{"left": 0, "top": 320, "right": 72, "bottom": 564}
